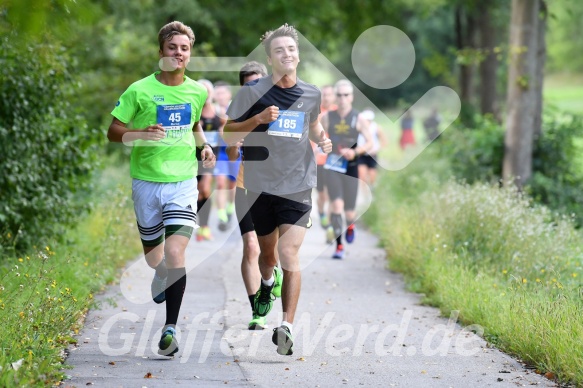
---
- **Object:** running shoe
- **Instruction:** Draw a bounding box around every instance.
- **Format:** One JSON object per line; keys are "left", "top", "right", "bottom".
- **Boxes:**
{"left": 272, "top": 266, "right": 283, "bottom": 298}
{"left": 345, "top": 224, "right": 355, "bottom": 244}
{"left": 272, "top": 325, "right": 294, "bottom": 355}
{"left": 326, "top": 225, "right": 335, "bottom": 244}
{"left": 248, "top": 314, "right": 267, "bottom": 330}
{"left": 253, "top": 281, "right": 275, "bottom": 317}
{"left": 151, "top": 273, "right": 167, "bottom": 304}
{"left": 320, "top": 214, "right": 329, "bottom": 229}
{"left": 217, "top": 209, "right": 229, "bottom": 231}
{"left": 201, "top": 226, "right": 213, "bottom": 241}
{"left": 226, "top": 202, "right": 235, "bottom": 222}
{"left": 158, "top": 327, "right": 178, "bottom": 356}
{"left": 332, "top": 244, "right": 345, "bottom": 260}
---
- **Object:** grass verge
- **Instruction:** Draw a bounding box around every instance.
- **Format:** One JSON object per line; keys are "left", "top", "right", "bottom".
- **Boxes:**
{"left": 0, "top": 162, "right": 140, "bottom": 387}
{"left": 364, "top": 146, "right": 583, "bottom": 386}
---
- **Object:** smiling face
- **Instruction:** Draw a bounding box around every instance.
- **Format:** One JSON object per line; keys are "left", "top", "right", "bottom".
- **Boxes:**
{"left": 159, "top": 34, "right": 191, "bottom": 72}
{"left": 267, "top": 36, "right": 300, "bottom": 76}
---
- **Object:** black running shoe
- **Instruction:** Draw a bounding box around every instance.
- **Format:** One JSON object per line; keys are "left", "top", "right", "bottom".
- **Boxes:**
{"left": 272, "top": 325, "right": 293, "bottom": 355}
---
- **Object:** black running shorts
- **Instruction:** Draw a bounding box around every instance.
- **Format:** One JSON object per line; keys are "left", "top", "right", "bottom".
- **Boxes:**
{"left": 235, "top": 187, "right": 255, "bottom": 236}
{"left": 248, "top": 189, "right": 313, "bottom": 236}
{"left": 325, "top": 163, "right": 359, "bottom": 211}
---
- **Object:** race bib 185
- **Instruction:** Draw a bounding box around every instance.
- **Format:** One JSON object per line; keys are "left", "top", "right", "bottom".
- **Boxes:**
{"left": 267, "top": 110, "right": 305, "bottom": 139}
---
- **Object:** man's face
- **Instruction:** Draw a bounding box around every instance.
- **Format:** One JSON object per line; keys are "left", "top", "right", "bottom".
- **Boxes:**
{"left": 214, "top": 86, "right": 232, "bottom": 108}
{"left": 335, "top": 86, "right": 353, "bottom": 109}
{"left": 159, "top": 34, "right": 191, "bottom": 71}
{"left": 321, "top": 86, "right": 336, "bottom": 108}
{"left": 267, "top": 36, "right": 299, "bottom": 75}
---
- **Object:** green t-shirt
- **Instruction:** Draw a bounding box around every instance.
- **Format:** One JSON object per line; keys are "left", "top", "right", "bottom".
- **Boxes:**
{"left": 111, "top": 72, "right": 207, "bottom": 182}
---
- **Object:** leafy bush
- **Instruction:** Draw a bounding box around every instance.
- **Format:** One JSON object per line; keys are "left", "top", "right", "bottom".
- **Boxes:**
{"left": 529, "top": 111, "right": 583, "bottom": 225}
{"left": 438, "top": 114, "right": 505, "bottom": 183}
{"left": 439, "top": 111, "right": 583, "bottom": 225}
{"left": 0, "top": 36, "right": 103, "bottom": 254}
{"left": 0, "top": 162, "right": 141, "bottom": 387}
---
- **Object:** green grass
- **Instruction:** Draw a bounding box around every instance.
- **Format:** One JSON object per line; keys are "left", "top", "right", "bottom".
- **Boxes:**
{"left": 544, "top": 73, "right": 583, "bottom": 114}
{"left": 364, "top": 148, "right": 583, "bottom": 386}
{"left": 0, "top": 161, "right": 141, "bottom": 387}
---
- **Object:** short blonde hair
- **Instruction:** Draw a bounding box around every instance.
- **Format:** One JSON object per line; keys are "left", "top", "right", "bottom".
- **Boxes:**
{"left": 158, "top": 21, "right": 195, "bottom": 50}
{"left": 260, "top": 24, "right": 299, "bottom": 56}
{"left": 334, "top": 79, "right": 354, "bottom": 94}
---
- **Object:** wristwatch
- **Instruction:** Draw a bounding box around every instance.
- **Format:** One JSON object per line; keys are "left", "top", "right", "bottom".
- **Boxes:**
{"left": 201, "top": 142, "right": 212, "bottom": 148}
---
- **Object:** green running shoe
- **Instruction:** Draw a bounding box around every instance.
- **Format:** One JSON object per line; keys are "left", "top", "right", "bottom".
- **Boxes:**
{"left": 248, "top": 314, "right": 267, "bottom": 330}
{"left": 272, "top": 266, "right": 283, "bottom": 298}
{"left": 253, "top": 281, "right": 275, "bottom": 317}
{"left": 157, "top": 327, "right": 178, "bottom": 356}
{"left": 326, "top": 225, "right": 335, "bottom": 244}
{"left": 272, "top": 325, "right": 294, "bottom": 355}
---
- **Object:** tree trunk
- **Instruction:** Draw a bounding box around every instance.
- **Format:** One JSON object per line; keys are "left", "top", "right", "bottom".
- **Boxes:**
{"left": 533, "top": 1, "right": 547, "bottom": 140}
{"left": 503, "top": 0, "right": 542, "bottom": 188}
{"left": 456, "top": 7, "right": 476, "bottom": 106}
{"left": 478, "top": 2, "right": 498, "bottom": 118}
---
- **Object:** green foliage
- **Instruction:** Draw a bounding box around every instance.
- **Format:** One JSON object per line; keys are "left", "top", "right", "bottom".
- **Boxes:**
{"left": 438, "top": 114, "right": 505, "bottom": 182}
{"left": 530, "top": 111, "right": 583, "bottom": 225}
{"left": 0, "top": 163, "right": 140, "bottom": 387}
{"left": 366, "top": 158, "right": 583, "bottom": 385}
{"left": 0, "top": 36, "right": 102, "bottom": 253}
{"left": 547, "top": 0, "right": 583, "bottom": 73}
{"left": 438, "top": 110, "right": 583, "bottom": 226}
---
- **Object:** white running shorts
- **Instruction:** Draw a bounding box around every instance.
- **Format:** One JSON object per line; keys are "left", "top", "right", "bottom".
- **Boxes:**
{"left": 131, "top": 178, "right": 198, "bottom": 242}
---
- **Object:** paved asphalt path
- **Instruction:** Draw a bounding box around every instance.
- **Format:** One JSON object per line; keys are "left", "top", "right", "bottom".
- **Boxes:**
{"left": 63, "top": 193, "right": 555, "bottom": 387}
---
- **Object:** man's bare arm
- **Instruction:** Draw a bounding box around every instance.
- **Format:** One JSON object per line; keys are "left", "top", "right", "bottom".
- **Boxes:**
{"left": 223, "top": 105, "right": 279, "bottom": 144}
{"left": 107, "top": 117, "right": 165, "bottom": 143}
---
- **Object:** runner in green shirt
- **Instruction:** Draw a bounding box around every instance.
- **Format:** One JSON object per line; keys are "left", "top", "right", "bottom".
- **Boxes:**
{"left": 107, "top": 21, "right": 215, "bottom": 357}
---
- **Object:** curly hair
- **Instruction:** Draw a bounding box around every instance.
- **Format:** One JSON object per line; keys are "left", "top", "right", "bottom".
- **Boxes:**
{"left": 260, "top": 23, "right": 299, "bottom": 56}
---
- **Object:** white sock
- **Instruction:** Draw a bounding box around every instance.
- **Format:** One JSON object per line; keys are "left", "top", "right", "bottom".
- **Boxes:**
{"left": 282, "top": 321, "right": 293, "bottom": 334}
{"left": 262, "top": 276, "right": 274, "bottom": 287}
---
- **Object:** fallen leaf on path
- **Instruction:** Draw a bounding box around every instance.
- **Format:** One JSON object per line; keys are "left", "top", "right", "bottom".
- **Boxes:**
{"left": 144, "top": 372, "right": 153, "bottom": 378}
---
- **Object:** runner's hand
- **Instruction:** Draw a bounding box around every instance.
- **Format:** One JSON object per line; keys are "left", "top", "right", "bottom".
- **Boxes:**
{"left": 201, "top": 145, "right": 216, "bottom": 168}
{"left": 257, "top": 106, "right": 279, "bottom": 124}
{"left": 318, "top": 130, "right": 332, "bottom": 154}
{"left": 143, "top": 124, "right": 166, "bottom": 141}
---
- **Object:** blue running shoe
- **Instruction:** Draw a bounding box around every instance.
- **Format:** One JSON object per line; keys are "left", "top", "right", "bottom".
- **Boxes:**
{"left": 332, "top": 244, "right": 345, "bottom": 259}
{"left": 158, "top": 327, "right": 178, "bottom": 356}
{"left": 345, "top": 224, "right": 355, "bottom": 244}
